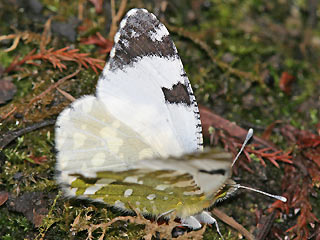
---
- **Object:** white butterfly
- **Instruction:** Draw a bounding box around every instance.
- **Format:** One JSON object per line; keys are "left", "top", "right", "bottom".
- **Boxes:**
{"left": 55, "top": 8, "right": 285, "bottom": 237}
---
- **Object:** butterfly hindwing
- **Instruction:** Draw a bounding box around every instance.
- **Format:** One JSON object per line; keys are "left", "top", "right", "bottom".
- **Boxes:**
{"left": 69, "top": 169, "right": 204, "bottom": 218}
{"left": 65, "top": 150, "right": 232, "bottom": 218}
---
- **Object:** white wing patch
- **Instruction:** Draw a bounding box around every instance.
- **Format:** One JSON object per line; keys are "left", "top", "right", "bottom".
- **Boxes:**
{"left": 149, "top": 24, "right": 169, "bottom": 42}
{"left": 97, "top": 56, "right": 199, "bottom": 157}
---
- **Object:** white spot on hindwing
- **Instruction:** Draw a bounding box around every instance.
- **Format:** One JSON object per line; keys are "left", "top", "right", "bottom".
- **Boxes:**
{"left": 84, "top": 185, "right": 102, "bottom": 195}
{"left": 124, "top": 189, "right": 133, "bottom": 197}
{"left": 146, "top": 194, "right": 156, "bottom": 200}
{"left": 124, "top": 176, "right": 143, "bottom": 184}
{"left": 155, "top": 184, "right": 169, "bottom": 191}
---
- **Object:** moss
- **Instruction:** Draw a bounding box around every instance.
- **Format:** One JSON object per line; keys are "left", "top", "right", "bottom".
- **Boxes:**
{"left": 0, "top": 51, "right": 14, "bottom": 68}
{"left": 0, "top": 209, "right": 33, "bottom": 240}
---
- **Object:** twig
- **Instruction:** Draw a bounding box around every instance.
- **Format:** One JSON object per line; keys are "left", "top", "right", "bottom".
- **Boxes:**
{"left": 56, "top": 87, "right": 76, "bottom": 102}
{"left": 0, "top": 33, "right": 21, "bottom": 52}
{"left": 255, "top": 211, "right": 277, "bottom": 240}
{"left": 0, "top": 106, "right": 17, "bottom": 121}
{"left": 108, "top": 0, "right": 127, "bottom": 39}
{"left": 78, "top": 0, "right": 84, "bottom": 20}
{"left": 212, "top": 208, "right": 255, "bottom": 240}
{"left": 0, "top": 31, "right": 42, "bottom": 52}
{"left": 26, "top": 63, "right": 81, "bottom": 115}
{"left": 0, "top": 119, "right": 56, "bottom": 149}
{"left": 115, "top": 0, "right": 127, "bottom": 22}
{"left": 40, "top": 17, "right": 52, "bottom": 52}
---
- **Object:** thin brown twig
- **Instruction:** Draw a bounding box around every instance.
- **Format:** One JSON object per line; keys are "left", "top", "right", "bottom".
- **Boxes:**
{"left": 56, "top": 87, "right": 76, "bottom": 102}
{"left": 0, "top": 31, "right": 42, "bottom": 52}
{"left": 212, "top": 208, "right": 255, "bottom": 240}
{"left": 78, "top": 0, "right": 84, "bottom": 21}
{"left": 40, "top": 17, "right": 52, "bottom": 52}
{"left": 109, "top": 0, "right": 117, "bottom": 39}
{"left": 0, "top": 106, "right": 17, "bottom": 121}
{"left": 255, "top": 211, "right": 277, "bottom": 240}
{"left": 6, "top": 34, "right": 21, "bottom": 52}
{"left": 0, "top": 119, "right": 56, "bottom": 149}
{"left": 0, "top": 34, "right": 21, "bottom": 52}
{"left": 114, "top": 0, "right": 127, "bottom": 22}
{"left": 108, "top": 0, "right": 127, "bottom": 39}
{"left": 25, "top": 63, "right": 82, "bottom": 115}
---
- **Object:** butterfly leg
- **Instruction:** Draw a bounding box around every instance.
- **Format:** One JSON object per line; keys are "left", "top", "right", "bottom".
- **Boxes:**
{"left": 194, "top": 211, "right": 224, "bottom": 239}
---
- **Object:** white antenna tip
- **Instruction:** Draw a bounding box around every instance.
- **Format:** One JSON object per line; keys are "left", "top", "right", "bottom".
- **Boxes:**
{"left": 277, "top": 196, "right": 287, "bottom": 202}
{"left": 231, "top": 128, "right": 254, "bottom": 167}
{"left": 248, "top": 128, "right": 253, "bottom": 138}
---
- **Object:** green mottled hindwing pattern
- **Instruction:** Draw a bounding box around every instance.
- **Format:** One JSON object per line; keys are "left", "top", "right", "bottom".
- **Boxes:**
{"left": 67, "top": 149, "right": 233, "bottom": 219}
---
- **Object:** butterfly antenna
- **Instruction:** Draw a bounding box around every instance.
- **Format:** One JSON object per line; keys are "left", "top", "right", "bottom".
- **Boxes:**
{"left": 235, "top": 184, "right": 287, "bottom": 202}
{"left": 231, "top": 128, "right": 253, "bottom": 167}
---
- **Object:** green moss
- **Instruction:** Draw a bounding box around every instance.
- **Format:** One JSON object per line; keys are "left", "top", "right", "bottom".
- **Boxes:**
{"left": 0, "top": 210, "right": 33, "bottom": 240}
{"left": 0, "top": 51, "right": 14, "bottom": 68}
{"left": 42, "top": 0, "right": 78, "bottom": 17}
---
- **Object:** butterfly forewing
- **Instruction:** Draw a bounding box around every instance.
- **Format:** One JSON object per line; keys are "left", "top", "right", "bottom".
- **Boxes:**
{"left": 96, "top": 8, "right": 203, "bottom": 157}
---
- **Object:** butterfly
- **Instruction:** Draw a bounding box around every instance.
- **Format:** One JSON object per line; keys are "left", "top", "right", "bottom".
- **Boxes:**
{"left": 55, "top": 8, "right": 285, "bottom": 235}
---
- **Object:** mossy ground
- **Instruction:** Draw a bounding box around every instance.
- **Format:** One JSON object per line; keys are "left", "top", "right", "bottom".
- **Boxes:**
{"left": 0, "top": 0, "right": 319, "bottom": 239}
